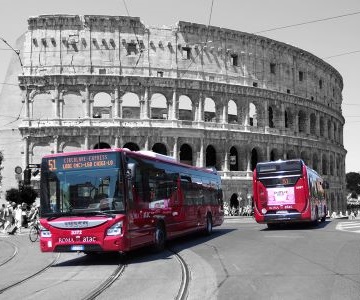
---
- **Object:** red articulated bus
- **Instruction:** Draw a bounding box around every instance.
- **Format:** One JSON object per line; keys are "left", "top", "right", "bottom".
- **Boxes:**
{"left": 39, "top": 148, "right": 223, "bottom": 253}
{"left": 253, "top": 159, "right": 327, "bottom": 228}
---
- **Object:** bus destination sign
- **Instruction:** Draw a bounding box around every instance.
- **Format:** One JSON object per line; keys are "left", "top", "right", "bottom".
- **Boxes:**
{"left": 46, "top": 153, "right": 118, "bottom": 171}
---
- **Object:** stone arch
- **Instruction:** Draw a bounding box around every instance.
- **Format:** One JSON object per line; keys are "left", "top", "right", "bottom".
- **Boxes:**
{"left": 322, "top": 154, "right": 328, "bottom": 175}
{"left": 123, "top": 142, "right": 140, "bottom": 151}
{"left": 63, "top": 93, "right": 83, "bottom": 118}
{"left": 93, "top": 142, "right": 111, "bottom": 149}
{"left": 150, "top": 93, "right": 167, "bottom": 119}
{"left": 206, "top": 145, "right": 217, "bottom": 169}
{"left": 250, "top": 148, "right": 259, "bottom": 171}
{"left": 152, "top": 143, "right": 168, "bottom": 155}
{"left": 229, "top": 146, "right": 238, "bottom": 171}
{"left": 298, "top": 110, "right": 307, "bottom": 133}
{"left": 320, "top": 116, "right": 325, "bottom": 137}
{"left": 228, "top": 99, "right": 237, "bottom": 123}
{"left": 327, "top": 119, "right": 332, "bottom": 140}
{"left": 310, "top": 113, "right": 316, "bottom": 136}
{"left": 122, "top": 92, "right": 140, "bottom": 119}
{"left": 249, "top": 102, "right": 257, "bottom": 127}
{"left": 300, "top": 150, "right": 311, "bottom": 167}
{"left": 284, "top": 109, "right": 289, "bottom": 128}
{"left": 62, "top": 141, "right": 81, "bottom": 152}
{"left": 31, "top": 143, "right": 52, "bottom": 164}
{"left": 179, "top": 95, "right": 193, "bottom": 121}
{"left": 93, "top": 92, "right": 112, "bottom": 118}
{"left": 270, "top": 148, "right": 280, "bottom": 161}
{"left": 330, "top": 154, "right": 335, "bottom": 176}
{"left": 286, "top": 149, "right": 297, "bottom": 159}
{"left": 312, "top": 153, "right": 319, "bottom": 173}
{"left": 179, "top": 143, "right": 193, "bottom": 165}
{"left": 31, "top": 92, "right": 53, "bottom": 119}
{"left": 268, "top": 106, "right": 274, "bottom": 128}
{"left": 204, "top": 97, "right": 216, "bottom": 122}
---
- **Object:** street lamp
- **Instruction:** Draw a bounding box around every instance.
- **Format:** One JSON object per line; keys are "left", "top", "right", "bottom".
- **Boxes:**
{"left": 0, "top": 37, "right": 24, "bottom": 75}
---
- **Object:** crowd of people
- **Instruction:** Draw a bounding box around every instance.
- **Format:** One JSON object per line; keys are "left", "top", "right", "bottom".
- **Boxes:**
{"left": 0, "top": 201, "right": 39, "bottom": 235}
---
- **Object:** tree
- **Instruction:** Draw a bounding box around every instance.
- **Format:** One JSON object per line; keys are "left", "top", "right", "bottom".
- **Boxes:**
{"left": 5, "top": 186, "right": 38, "bottom": 206}
{"left": 5, "top": 188, "right": 21, "bottom": 204}
{"left": 346, "top": 172, "right": 360, "bottom": 195}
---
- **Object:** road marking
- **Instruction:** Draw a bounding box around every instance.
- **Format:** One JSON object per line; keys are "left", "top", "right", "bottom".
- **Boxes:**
{"left": 336, "top": 220, "right": 360, "bottom": 233}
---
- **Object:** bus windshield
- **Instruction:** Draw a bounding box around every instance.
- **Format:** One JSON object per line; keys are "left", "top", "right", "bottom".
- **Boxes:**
{"left": 40, "top": 167, "right": 125, "bottom": 217}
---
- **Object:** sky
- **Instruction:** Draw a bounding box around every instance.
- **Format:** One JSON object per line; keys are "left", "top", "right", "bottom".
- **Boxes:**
{"left": 0, "top": 0, "right": 359, "bottom": 172}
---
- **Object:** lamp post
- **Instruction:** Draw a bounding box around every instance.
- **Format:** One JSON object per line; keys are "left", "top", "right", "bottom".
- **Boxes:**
{"left": 0, "top": 37, "right": 24, "bottom": 75}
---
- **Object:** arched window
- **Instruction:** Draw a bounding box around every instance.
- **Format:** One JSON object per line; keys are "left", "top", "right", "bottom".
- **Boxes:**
{"left": 180, "top": 144, "right": 193, "bottom": 165}
{"left": 206, "top": 145, "right": 217, "bottom": 168}
{"left": 229, "top": 146, "right": 238, "bottom": 171}
{"left": 93, "top": 92, "right": 111, "bottom": 119}
{"left": 152, "top": 143, "right": 167, "bottom": 155}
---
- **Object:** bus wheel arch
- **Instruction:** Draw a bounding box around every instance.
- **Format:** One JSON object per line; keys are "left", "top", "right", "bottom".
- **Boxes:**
{"left": 153, "top": 220, "right": 166, "bottom": 252}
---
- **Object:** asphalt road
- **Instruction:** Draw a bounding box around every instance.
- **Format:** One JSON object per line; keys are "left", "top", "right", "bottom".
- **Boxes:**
{"left": 1, "top": 217, "right": 360, "bottom": 300}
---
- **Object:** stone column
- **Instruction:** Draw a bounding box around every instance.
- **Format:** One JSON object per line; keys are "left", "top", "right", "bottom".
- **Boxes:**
{"left": 199, "top": 138, "right": 204, "bottom": 167}
{"left": 24, "top": 136, "right": 29, "bottom": 168}
{"left": 113, "top": 87, "right": 120, "bottom": 118}
{"left": 23, "top": 88, "right": 30, "bottom": 118}
{"left": 84, "top": 85, "right": 90, "bottom": 118}
{"left": 142, "top": 86, "right": 150, "bottom": 119}
{"left": 53, "top": 135, "right": 59, "bottom": 153}
{"left": 243, "top": 98, "right": 250, "bottom": 126}
{"left": 53, "top": 85, "right": 60, "bottom": 118}
{"left": 171, "top": 89, "right": 178, "bottom": 120}
{"left": 223, "top": 150, "right": 229, "bottom": 171}
{"left": 84, "top": 134, "right": 89, "bottom": 150}
{"left": 198, "top": 92, "right": 204, "bottom": 122}
{"left": 222, "top": 99, "right": 228, "bottom": 124}
{"left": 172, "top": 137, "right": 178, "bottom": 160}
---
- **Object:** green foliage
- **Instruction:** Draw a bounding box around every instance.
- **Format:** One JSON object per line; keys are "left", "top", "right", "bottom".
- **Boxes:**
{"left": 5, "top": 188, "right": 21, "bottom": 204}
{"left": 5, "top": 186, "right": 38, "bottom": 206}
{"left": 346, "top": 172, "right": 360, "bottom": 195}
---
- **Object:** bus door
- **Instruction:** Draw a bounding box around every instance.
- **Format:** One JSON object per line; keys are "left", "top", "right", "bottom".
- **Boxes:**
{"left": 126, "top": 160, "right": 153, "bottom": 248}
{"left": 180, "top": 175, "right": 197, "bottom": 230}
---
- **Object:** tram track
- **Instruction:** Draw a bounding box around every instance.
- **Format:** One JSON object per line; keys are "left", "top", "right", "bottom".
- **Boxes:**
{"left": 0, "top": 252, "right": 61, "bottom": 295}
{"left": 82, "top": 262, "right": 126, "bottom": 300}
{"left": 168, "top": 248, "right": 191, "bottom": 300}
{"left": 0, "top": 240, "right": 18, "bottom": 267}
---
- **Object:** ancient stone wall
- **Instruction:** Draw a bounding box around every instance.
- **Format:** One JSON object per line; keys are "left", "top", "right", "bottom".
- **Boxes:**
{"left": 0, "top": 14, "right": 346, "bottom": 212}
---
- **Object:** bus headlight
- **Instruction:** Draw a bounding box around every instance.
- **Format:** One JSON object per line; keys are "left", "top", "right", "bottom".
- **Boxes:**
{"left": 107, "top": 221, "right": 123, "bottom": 236}
{"left": 40, "top": 224, "right": 52, "bottom": 238}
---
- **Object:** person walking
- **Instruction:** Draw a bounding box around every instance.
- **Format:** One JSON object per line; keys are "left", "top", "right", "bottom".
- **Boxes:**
{"left": 0, "top": 204, "right": 5, "bottom": 230}
{"left": 14, "top": 204, "right": 23, "bottom": 233}
{"left": 3, "top": 203, "right": 14, "bottom": 234}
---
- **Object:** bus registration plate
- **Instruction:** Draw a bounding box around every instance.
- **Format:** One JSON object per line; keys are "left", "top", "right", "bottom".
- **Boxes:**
{"left": 276, "top": 210, "right": 288, "bottom": 214}
{"left": 71, "top": 245, "right": 84, "bottom": 251}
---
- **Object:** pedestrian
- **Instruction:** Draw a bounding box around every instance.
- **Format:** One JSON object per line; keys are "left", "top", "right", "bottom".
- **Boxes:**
{"left": 14, "top": 204, "right": 23, "bottom": 233}
{"left": 3, "top": 203, "right": 14, "bottom": 233}
{"left": 0, "top": 204, "right": 5, "bottom": 230}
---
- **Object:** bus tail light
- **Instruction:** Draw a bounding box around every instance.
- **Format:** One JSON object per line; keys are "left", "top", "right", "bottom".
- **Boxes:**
{"left": 107, "top": 221, "right": 123, "bottom": 236}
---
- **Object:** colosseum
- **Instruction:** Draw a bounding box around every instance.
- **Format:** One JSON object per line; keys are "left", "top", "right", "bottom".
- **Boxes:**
{"left": 0, "top": 15, "right": 347, "bottom": 213}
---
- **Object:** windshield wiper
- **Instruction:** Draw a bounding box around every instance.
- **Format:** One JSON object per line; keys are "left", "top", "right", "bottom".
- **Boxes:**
{"left": 82, "top": 211, "right": 116, "bottom": 218}
{"left": 46, "top": 211, "right": 75, "bottom": 221}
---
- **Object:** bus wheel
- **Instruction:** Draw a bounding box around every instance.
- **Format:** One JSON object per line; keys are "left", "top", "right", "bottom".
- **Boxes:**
{"left": 154, "top": 223, "right": 166, "bottom": 252}
{"left": 321, "top": 206, "right": 327, "bottom": 222}
{"left": 312, "top": 208, "right": 319, "bottom": 226}
{"left": 205, "top": 214, "right": 213, "bottom": 235}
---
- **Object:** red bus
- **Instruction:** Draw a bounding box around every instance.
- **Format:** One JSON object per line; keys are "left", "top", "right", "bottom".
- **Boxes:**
{"left": 253, "top": 159, "right": 327, "bottom": 228}
{"left": 39, "top": 148, "right": 223, "bottom": 253}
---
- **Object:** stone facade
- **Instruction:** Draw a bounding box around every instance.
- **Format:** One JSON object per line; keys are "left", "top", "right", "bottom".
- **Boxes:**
{"left": 0, "top": 15, "right": 347, "bottom": 212}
